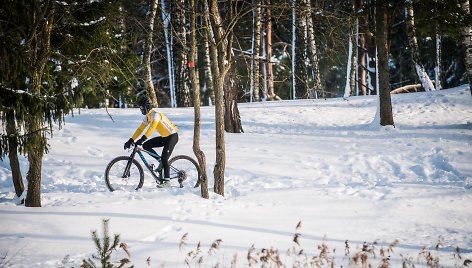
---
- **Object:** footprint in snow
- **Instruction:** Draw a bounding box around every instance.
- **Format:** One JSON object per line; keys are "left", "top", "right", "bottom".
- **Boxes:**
{"left": 140, "top": 224, "right": 182, "bottom": 242}
{"left": 85, "top": 146, "right": 105, "bottom": 158}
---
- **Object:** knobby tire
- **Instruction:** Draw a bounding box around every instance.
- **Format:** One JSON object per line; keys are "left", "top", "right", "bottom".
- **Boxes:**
{"left": 105, "top": 156, "right": 144, "bottom": 192}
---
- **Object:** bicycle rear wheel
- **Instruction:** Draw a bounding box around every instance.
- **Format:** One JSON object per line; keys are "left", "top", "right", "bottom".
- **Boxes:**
{"left": 168, "top": 155, "right": 200, "bottom": 188}
{"left": 105, "top": 156, "right": 144, "bottom": 192}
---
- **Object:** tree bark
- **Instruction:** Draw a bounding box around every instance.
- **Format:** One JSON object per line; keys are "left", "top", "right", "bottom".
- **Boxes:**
{"left": 251, "top": 0, "right": 262, "bottom": 102}
{"left": 143, "top": 0, "right": 159, "bottom": 107}
{"left": 265, "top": 0, "right": 281, "bottom": 101}
{"left": 463, "top": 0, "right": 472, "bottom": 94}
{"left": 6, "top": 111, "right": 24, "bottom": 199}
{"left": 291, "top": 0, "right": 297, "bottom": 99}
{"left": 161, "top": 0, "right": 176, "bottom": 107}
{"left": 295, "top": 0, "right": 308, "bottom": 98}
{"left": 205, "top": 0, "right": 231, "bottom": 196}
{"left": 375, "top": 0, "right": 394, "bottom": 126}
{"left": 189, "top": 0, "right": 209, "bottom": 199}
{"left": 344, "top": 27, "right": 355, "bottom": 99}
{"left": 224, "top": 70, "right": 244, "bottom": 133}
{"left": 173, "top": 0, "right": 192, "bottom": 107}
{"left": 24, "top": 0, "right": 55, "bottom": 207}
{"left": 305, "top": 0, "right": 322, "bottom": 98}
{"left": 406, "top": 1, "right": 435, "bottom": 92}
{"left": 25, "top": 115, "right": 44, "bottom": 207}
{"left": 358, "top": 6, "right": 367, "bottom": 96}
{"left": 202, "top": 27, "right": 215, "bottom": 106}
{"left": 223, "top": 1, "right": 243, "bottom": 133}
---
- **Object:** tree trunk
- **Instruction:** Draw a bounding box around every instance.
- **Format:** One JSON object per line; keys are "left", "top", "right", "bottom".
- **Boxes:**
{"left": 265, "top": 0, "right": 281, "bottom": 101}
{"left": 435, "top": 31, "right": 442, "bottom": 90}
{"left": 358, "top": 8, "right": 367, "bottom": 96}
{"left": 291, "top": 0, "right": 297, "bottom": 99}
{"left": 463, "top": 0, "right": 472, "bottom": 94}
{"left": 202, "top": 28, "right": 215, "bottom": 106}
{"left": 6, "top": 111, "right": 24, "bottom": 199}
{"left": 224, "top": 70, "right": 244, "bottom": 133}
{"left": 205, "top": 0, "right": 231, "bottom": 196}
{"left": 305, "top": 0, "right": 322, "bottom": 98}
{"left": 223, "top": 1, "right": 243, "bottom": 133}
{"left": 251, "top": 0, "right": 262, "bottom": 102}
{"left": 189, "top": 0, "right": 209, "bottom": 199}
{"left": 375, "top": 0, "right": 394, "bottom": 126}
{"left": 295, "top": 0, "right": 308, "bottom": 98}
{"left": 344, "top": 28, "right": 355, "bottom": 100}
{"left": 25, "top": 115, "right": 44, "bottom": 207}
{"left": 406, "top": 1, "right": 435, "bottom": 92}
{"left": 161, "top": 0, "right": 177, "bottom": 107}
{"left": 24, "top": 0, "right": 55, "bottom": 207}
{"left": 143, "top": 0, "right": 159, "bottom": 107}
{"left": 173, "top": 0, "right": 192, "bottom": 107}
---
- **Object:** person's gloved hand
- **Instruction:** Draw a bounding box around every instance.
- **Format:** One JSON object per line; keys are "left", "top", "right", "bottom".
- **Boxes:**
{"left": 124, "top": 138, "right": 134, "bottom": 150}
{"left": 135, "top": 135, "right": 147, "bottom": 146}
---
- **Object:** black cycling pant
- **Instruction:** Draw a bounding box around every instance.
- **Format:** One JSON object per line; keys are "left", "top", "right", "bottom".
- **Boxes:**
{"left": 143, "top": 133, "right": 179, "bottom": 179}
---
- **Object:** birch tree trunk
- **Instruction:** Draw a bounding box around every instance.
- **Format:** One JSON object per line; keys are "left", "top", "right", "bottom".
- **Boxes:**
{"left": 251, "top": 0, "right": 262, "bottom": 102}
{"left": 189, "top": 0, "right": 209, "bottom": 199}
{"left": 375, "top": 0, "right": 394, "bottom": 126}
{"left": 463, "top": 0, "right": 472, "bottom": 94}
{"left": 344, "top": 29, "right": 355, "bottom": 100}
{"left": 161, "top": 0, "right": 176, "bottom": 107}
{"left": 295, "top": 0, "right": 308, "bottom": 98}
{"left": 143, "top": 0, "right": 159, "bottom": 107}
{"left": 202, "top": 15, "right": 215, "bottom": 106}
{"left": 435, "top": 32, "right": 442, "bottom": 90}
{"left": 406, "top": 1, "right": 435, "bottom": 92}
{"left": 172, "top": 0, "right": 191, "bottom": 107}
{"left": 291, "top": 0, "right": 297, "bottom": 99}
{"left": 305, "top": 0, "right": 322, "bottom": 98}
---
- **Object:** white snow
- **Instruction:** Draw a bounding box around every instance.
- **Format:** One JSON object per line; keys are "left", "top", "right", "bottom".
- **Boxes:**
{"left": 0, "top": 85, "right": 471, "bottom": 267}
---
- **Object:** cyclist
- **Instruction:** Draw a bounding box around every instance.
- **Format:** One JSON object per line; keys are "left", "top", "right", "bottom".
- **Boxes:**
{"left": 124, "top": 98, "right": 179, "bottom": 187}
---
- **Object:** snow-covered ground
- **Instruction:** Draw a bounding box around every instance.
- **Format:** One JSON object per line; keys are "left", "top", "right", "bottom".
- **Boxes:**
{"left": 0, "top": 85, "right": 471, "bottom": 267}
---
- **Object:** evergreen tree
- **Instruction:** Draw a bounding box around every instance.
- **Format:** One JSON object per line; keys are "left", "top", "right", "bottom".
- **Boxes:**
{"left": 0, "top": 0, "right": 139, "bottom": 206}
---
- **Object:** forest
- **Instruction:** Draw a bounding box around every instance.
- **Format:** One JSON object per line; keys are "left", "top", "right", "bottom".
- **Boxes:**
{"left": 0, "top": 0, "right": 471, "bottom": 206}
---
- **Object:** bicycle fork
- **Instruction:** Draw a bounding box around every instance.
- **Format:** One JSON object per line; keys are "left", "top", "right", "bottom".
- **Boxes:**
{"left": 123, "top": 147, "right": 138, "bottom": 178}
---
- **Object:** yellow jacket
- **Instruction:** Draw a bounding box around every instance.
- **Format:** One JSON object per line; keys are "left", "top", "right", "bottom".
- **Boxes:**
{"left": 131, "top": 108, "right": 178, "bottom": 140}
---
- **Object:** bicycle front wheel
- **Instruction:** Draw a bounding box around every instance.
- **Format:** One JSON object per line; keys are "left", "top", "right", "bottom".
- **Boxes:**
{"left": 105, "top": 156, "right": 144, "bottom": 192}
{"left": 169, "top": 155, "right": 200, "bottom": 188}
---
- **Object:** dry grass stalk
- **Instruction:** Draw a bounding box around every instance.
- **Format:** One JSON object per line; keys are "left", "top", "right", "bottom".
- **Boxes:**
{"left": 388, "top": 239, "right": 400, "bottom": 254}
{"left": 208, "top": 239, "right": 222, "bottom": 255}
{"left": 419, "top": 246, "right": 440, "bottom": 268}
{"left": 230, "top": 253, "right": 238, "bottom": 268}
{"left": 179, "top": 233, "right": 188, "bottom": 253}
{"left": 247, "top": 244, "right": 258, "bottom": 267}
{"left": 345, "top": 240, "right": 350, "bottom": 256}
{"left": 185, "top": 241, "right": 202, "bottom": 266}
{"left": 119, "top": 242, "right": 131, "bottom": 258}
{"left": 379, "top": 256, "right": 391, "bottom": 268}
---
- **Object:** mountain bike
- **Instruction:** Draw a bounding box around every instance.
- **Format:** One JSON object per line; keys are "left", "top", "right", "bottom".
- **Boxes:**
{"left": 104, "top": 144, "right": 200, "bottom": 191}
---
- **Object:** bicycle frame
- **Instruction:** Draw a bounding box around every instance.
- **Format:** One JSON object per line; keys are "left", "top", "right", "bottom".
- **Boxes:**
{"left": 124, "top": 145, "right": 182, "bottom": 184}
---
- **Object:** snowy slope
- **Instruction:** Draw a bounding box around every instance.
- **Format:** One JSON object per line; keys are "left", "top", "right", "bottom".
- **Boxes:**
{"left": 0, "top": 85, "right": 471, "bottom": 267}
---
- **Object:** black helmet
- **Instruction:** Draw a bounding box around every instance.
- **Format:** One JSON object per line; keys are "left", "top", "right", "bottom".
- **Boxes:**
{"left": 138, "top": 98, "right": 152, "bottom": 115}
